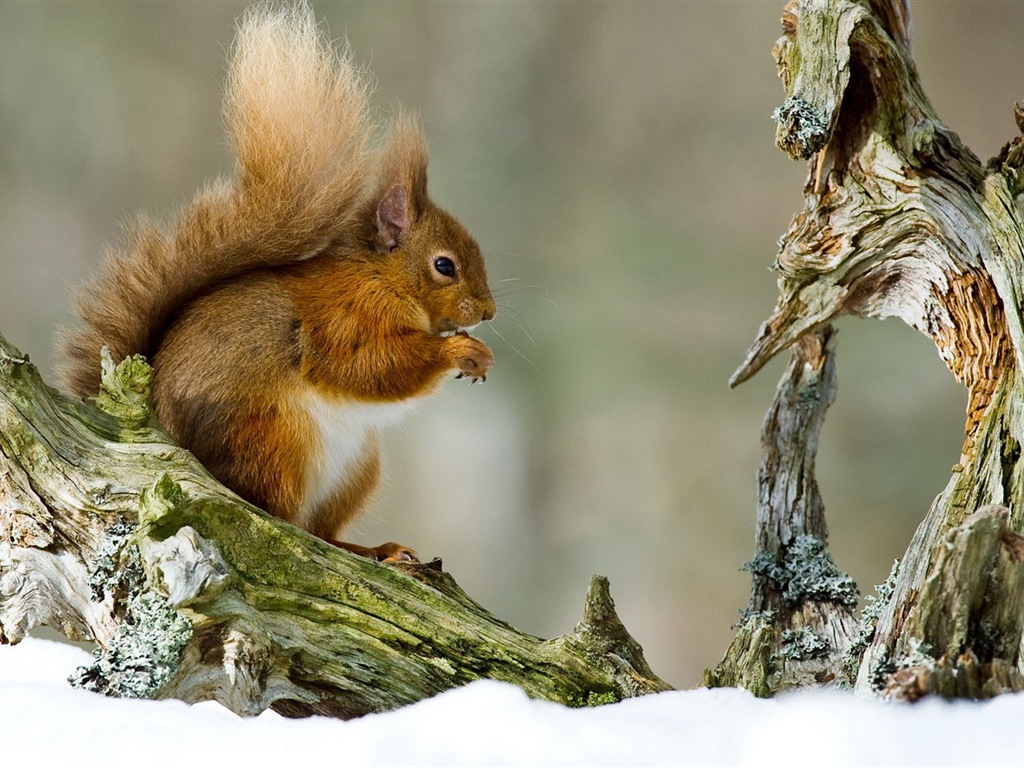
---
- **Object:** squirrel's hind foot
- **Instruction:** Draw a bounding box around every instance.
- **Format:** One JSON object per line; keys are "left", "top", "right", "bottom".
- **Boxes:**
{"left": 329, "top": 539, "right": 420, "bottom": 564}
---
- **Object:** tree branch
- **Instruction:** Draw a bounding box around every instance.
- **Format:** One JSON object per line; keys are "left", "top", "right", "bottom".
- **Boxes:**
{"left": 0, "top": 333, "right": 669, "bottom": 716}
{"left": 706, "top": 327, "right": 858, "bottom": 695}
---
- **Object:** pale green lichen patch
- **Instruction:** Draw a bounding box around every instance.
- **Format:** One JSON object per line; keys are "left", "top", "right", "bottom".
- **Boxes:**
{"left": 777, "top": 627, "right": 829, "bottom": 661}
{"left": 866, "top": 646, "right": 891, "bottom": 691}
{"left": 87, "top": 520, "right": 143, "bottom": 602}
{"left": 737, "top": 608, "right": 776, "bottom": 626}
{"left": 843, "top": 559, "right": 899, "bottom": 680}
{"left": 773, "top": 97, "right": 830, "bottom": 160}
{"left": 71, "top": 592, "right": 192, "bottom": 698}
{"left": 744, "top": 535, "right": 858, "bottom": 608}
{"left": 71, "top": 521, "right": 193, "bottom": 698}
{"left": 898, "top": 637, "right": 936, "bottom": 670}
{"left": 909, "top": 118, "right": 937, "bottom": 157}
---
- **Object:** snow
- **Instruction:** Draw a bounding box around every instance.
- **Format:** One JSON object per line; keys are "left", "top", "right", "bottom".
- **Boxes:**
{"left": 1, "top": 637, "right": 1019, "bottom": 767}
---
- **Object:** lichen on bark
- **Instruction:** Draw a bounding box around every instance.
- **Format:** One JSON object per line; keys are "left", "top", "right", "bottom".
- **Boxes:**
{"left": 70, "top": 521, "right": 193, "bottom": 698}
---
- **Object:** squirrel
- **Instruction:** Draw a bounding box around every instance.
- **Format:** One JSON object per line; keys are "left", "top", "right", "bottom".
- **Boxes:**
{"left": 58, "top": 3, "right": 495, "bottom": 563}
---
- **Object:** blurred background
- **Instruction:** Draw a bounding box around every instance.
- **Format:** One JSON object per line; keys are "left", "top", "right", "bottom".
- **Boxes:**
{"left": 1, "top": 1, "right": 1021, "bottom": 689}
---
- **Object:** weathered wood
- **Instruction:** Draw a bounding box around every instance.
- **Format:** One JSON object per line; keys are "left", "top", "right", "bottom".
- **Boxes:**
{"left": 0, "top": 333, "right": 669, "bottom": 716}
{"left": 720, "top": 0, "right": 1024, "bottom": 700}
{"left": 705, "top": 327, "right": 858, "bottom": 695}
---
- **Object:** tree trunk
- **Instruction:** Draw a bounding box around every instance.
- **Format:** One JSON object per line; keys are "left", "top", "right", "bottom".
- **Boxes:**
{"left": 710, "top": 0, "right": 1024, "bottom": 700}
{"left": 0, "top": 335, "right": 669, "bottom": 717}
{"left": 705, "top": 326, "right": 860, "bottom": 695}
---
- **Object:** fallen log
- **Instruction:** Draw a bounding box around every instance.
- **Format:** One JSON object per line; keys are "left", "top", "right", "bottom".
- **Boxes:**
{"left": 0, "top": 334, "right": 669, "bottom": 716}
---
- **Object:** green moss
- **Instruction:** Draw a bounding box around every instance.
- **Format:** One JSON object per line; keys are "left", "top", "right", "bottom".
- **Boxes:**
{"left": 703, "top": 612, "right": 777, "bottom": 698}
{"left": 585, "top": 690, "right": 621, "bottom": 707}
{"left": 779, "top": 40, "right": 802, "bottom": 97}
{"left": 138, "top": 473, "right": 189, "bottom": 531}
{"left": 94, "top": 349, "right": 156, "bottom": 429}
{"left": 565, "top": 688, "right": 621, "bottom": 708}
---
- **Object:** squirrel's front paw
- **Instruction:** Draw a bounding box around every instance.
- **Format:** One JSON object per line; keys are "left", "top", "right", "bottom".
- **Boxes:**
{"left": 444, "top": 331, "right": 494, "bottom": 383}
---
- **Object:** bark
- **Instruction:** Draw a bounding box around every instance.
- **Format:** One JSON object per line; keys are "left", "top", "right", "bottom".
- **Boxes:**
{"left": 705, "top": 326, "right": 859, "bottom": 695}
{"left": 712, "top": 0, "right": 1024, "bottom": 700}
{"left": 0, "top": 334, "right": 669, "bottom": 717}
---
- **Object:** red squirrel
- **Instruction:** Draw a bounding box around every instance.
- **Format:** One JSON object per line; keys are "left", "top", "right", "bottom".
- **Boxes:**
{"left": 58, "top": 3, "right": 495, "bottom": 562}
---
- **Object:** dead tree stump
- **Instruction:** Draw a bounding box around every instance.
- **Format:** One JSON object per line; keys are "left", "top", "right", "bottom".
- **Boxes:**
{"left": 710, "top": 0, "right": 1024, "bottom": 700}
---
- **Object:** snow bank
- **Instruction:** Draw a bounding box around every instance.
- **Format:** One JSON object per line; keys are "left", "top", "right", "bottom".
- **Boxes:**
{"left": 0, "top": 637, "right": 1018, "bottom": 766}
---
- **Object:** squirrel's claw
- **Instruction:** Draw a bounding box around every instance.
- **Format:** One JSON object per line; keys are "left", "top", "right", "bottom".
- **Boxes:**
{"left": 328, "top": 540, "right": 420, "bottom": 564}
{"left": 449, "top": 340, "right": 492, "bottom": 383}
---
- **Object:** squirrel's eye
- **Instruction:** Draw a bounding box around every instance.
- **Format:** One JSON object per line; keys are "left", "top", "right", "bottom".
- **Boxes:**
{"left": 433, "top": 256, "right": 456, "bottom": 278}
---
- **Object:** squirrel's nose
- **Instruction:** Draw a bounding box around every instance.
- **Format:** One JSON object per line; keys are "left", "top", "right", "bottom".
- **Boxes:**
{"left": 481, "top": 298, "right": 496, "bottom": 322}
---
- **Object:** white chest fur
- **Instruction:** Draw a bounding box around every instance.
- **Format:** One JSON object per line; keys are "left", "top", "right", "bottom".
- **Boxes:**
{"left": 300, "top": 390, "right": 418, "bottom": 517}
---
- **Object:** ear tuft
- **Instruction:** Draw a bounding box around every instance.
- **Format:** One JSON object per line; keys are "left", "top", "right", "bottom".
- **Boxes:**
{"left": 376, "top": 185, "right": 411, "bottom": 252}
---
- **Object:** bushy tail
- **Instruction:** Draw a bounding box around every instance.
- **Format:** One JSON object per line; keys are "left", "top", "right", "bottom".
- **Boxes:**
{"left": 59, "top": 2, "right": 378, "bottom": 397}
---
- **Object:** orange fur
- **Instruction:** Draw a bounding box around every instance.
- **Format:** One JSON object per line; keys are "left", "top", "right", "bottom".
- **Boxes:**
{"left": 59, "top": 2, "right": 495, "bottom": 556}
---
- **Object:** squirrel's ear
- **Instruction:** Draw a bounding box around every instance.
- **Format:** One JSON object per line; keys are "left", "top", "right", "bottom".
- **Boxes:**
{"left": 376, "top": 185, "right": 412, "bottom": 252}
{"left": 371, "top": 114, "right": 429, "bottom": 252}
